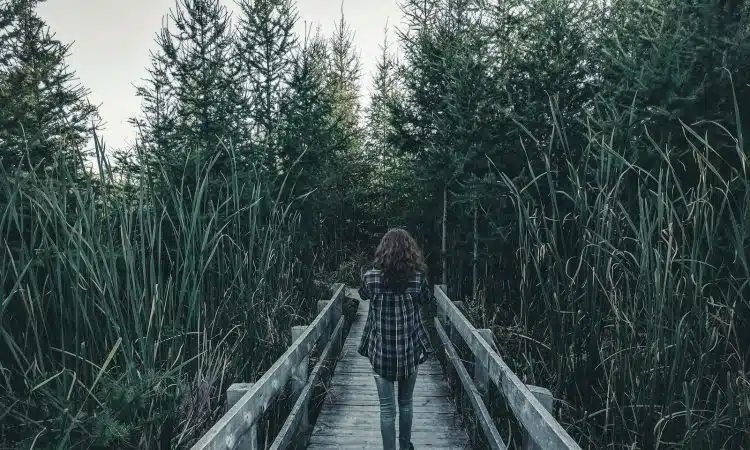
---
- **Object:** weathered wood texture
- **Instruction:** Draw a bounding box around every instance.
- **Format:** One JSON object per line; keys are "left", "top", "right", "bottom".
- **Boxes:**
{"left": 434, "top": 286, "right": 582, "bottom": 450}
{"left": 190, "top": 284, "right": 345, "bottom": 450}
{"left": 434, "top": 318, "right": 507, "bottom": 450}
{"left": 269, "top": 315, "right": 345, "bottom": 450}
{"left": 308, "top": 299, "right": 471, "bottom": 449}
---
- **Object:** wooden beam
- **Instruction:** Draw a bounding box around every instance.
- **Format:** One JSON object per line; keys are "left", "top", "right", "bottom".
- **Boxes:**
{"left": 433, "top": 286, "right": 581, "bottom": 450}
{"left": 452, "top": 301, "right": 465, "bottom": 347}
{"left": 226, "top": 383, "right": 254, "bottom": 413}
{"left": 317, "top": 301, "right": 331, "bottom": 349}
{"left": 523, "top": 386, "right": 555, "bottom": 450}
{"left": 270, "top": 316, "right": 346, "bottom": 450}
{"left": 190, "top": 284, "right": 345, "bottom": 450}
{"left": 475, "top": 329, "right": 496, "bottom": 398}
{"left": 225, "top": 383, "right": 257, "bottom": 449}
{"left": 435, "top": 318, "right": 506, "bottom": 450}
{"left": 290, "top": 325, "right": 309, "bottom": 432}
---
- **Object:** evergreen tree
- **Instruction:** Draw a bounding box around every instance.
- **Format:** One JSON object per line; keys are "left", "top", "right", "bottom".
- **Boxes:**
{"left": 0, "top": 0, "right": 99, "bottom": 174}
{"left": 389, "top": 0, "right": 496, "bottom": 281}
{"left": 366, "top": 25, "right": 398, "bottom": 177}
{"left": 234, "top": 0, "right": 297, "bottom": 178}
{"left": 132, "top": 0, "right": 242, "bottom": 191}
{"left": 277, "top": 25, "right": 333, "bottom": 186}
{"left": 327, "top": 6, "right": 363, "bottom": 156}
{"left": 128, "top": 39, "right": 178, "bottom": 183}
{"left": 594, "top": 0, "right": 750, "bottom": 177}
{"left": 318, "top": 7, "right": 367, "bottom": 253}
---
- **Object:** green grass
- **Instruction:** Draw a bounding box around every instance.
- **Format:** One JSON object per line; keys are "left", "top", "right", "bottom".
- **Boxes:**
{"left": 490, "top": 105, "right": 750, "bottom": 448}
{"left": 0, "top": 141, "right": 321, "bottom": 449}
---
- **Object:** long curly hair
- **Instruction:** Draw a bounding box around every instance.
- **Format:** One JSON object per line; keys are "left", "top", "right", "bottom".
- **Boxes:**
{"left": 373, "top": 228, "right": 427, "bottom": 291}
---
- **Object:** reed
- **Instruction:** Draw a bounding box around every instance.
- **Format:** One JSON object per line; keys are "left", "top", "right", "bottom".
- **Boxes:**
{"left": 498, "top": 101, "right": 750, "bottom": 447}
{"left": 0, "top": 137, "right": 314, "bottom": 448}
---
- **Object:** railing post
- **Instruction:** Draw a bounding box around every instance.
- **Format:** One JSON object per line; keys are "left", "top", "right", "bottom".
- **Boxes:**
{"left": 436, "top": 284, "right": 449, "bottom": 335}
{"left": 522, "top": 385, "right": 555, "bottom": 450}
{"left": 436, "top": 284, "right": 448, "bottom": 323}
{"left": 317, "top": 300, "right": 331, "bottom": 348}
{"left": 452, "top": 301, "right": 465, "bottom": 347}
{"left": 226, "top": 383, "right": 258, "bottom": 449}
{"left": 291, "top": 325, "right": 309, "bottom": 433}
{"left": 475, "top": 329, "right": 498, "bottom": 398}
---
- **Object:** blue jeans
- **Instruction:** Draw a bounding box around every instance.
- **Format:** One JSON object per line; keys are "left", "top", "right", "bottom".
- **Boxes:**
{"left": 373, "top": 371, "right": 418, "bottom": 450}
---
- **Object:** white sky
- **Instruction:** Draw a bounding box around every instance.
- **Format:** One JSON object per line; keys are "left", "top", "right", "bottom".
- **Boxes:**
{"left": 37, "top": 0, "right": 403, "bottom": 152}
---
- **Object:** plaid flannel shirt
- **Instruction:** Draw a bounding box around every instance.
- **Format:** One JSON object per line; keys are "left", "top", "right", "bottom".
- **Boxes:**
{"left": 357, "top": 268, "right": 434, "bottom": 381}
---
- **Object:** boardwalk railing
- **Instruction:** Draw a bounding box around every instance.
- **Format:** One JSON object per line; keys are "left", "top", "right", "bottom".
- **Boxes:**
{"left": 434, "top": 285, "right": 582, "bottom": 450}
{"left": 191, "top": 284, "right": 346, "bottom": 450}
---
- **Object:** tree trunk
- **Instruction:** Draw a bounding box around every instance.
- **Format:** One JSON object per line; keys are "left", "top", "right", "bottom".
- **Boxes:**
{"left": 473, "top": 201, "right": 478, "bottom": 302}
{"left": 441, "top": 185, "right": 447, "bottom": 285}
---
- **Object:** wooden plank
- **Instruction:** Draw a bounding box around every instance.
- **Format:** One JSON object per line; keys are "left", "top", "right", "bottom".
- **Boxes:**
{"left": 225, "top": 383, "right": 258, "bottom": 449}
{"left": 313, "top": 425, "right": 461, "bottom": 438}
{"left": 309, "top": 443, "right": 464, "bottom": 450}
{"left": 331, "top": 375, "right": 450, "bottom": 388}
{"left": 313, "top": 415, "right": 460, "bottom": 431}
{"left": 475, "top": 329, "right": 496, "bottom": 398}
{"left": 523, "top": 386, "right": 555, "bottom": 450}
{"left": 316, "top": 404, "right": 457, "bottom": 414}
{"left": 290, "top": 325, "right": 309, "bottom": 432}
{"left": 330, "top": 377, "right": 449, "bottom": 389}
{"left": 226, "top": 383, "right": 254, "bottom": 412}
{"left": 307, "top": 432, "right": 468, "bottom": 448}
{"left": 434, "top": 286, "right": 582, "bottom": 450}
{"left": 269, "top": 316, "right": 345, "bottom": 450}
{"left": 325, "top": 396, "right": 455, "bottom": 408}
{"left": 190, "top": 284, "right": 345, "bottom": 450}
{"left": 314, "top": 413, "right": 462, "bottom": 432}
{"left": 324, "top": 390, "right": 449, "bottom": 404}
{"left": 317, "top": 409, "right": 458, "bottom": 421}
{"left": 435, "top": 318, "right": 507, "bottom": 450}
{"left": 309, "top": 440, "right": 466, "bottom": 449}
{"left": 329, "top": 364, "right": 446, "bottom": 374}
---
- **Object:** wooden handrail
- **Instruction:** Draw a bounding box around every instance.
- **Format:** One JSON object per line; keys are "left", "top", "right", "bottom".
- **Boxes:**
{"left": 434, "top": 285, "right": 582, "bottom": 450}
{"left": 435, "top": 318, "right": 507, "bottom": 449}
{"left": 190, "top": 283, "right": 345, "bottom": 450}
{"left": 269, "top": 314, "right": 345, "bottom": 449}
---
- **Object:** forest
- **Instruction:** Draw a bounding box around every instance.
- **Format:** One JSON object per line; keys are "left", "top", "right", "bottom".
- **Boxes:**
{"left": 0, "top": 0, "right": 748, "bottom": 448}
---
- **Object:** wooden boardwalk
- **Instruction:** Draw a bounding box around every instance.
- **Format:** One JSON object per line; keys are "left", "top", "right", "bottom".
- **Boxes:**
{"left": 191, "top": 284, "right": 580, "bottom": 450}
{"left": 308, "top": 298, "right": 470, "bottom": 449}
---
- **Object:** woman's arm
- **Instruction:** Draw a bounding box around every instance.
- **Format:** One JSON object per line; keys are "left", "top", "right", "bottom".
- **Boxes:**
{"left": 358, "top": 271, "right": 371, "bottom": 300}
{"left": 417, "top": 276, "right": 435, "bottom": 306}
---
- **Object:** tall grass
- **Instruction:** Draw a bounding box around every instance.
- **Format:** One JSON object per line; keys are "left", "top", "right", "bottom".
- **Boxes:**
{"left": 498, "top": 103, "right": 750, "bottom": 448}
{"left": 0, "top": 138, "right": 316, "bottom": 448}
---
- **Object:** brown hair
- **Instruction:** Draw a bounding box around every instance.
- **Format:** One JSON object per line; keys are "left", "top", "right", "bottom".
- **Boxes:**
{"left": 373, "top": 228, "right": 427, "bottom": 291}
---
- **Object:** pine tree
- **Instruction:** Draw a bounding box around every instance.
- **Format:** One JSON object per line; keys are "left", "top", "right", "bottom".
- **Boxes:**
{"left": 388, "top": 0, "right": 497, "bottom": 282}
{"left": 327, "top": 6, "right": 363, "bottom": 156}
{"left": 277, "top": 25, "right": 332, "bottom": 185}
{"left": 234, "top": 0, "right": 298, "bottom": 177}
{"left": 365, "top": 25, "right": 399, "bottom": 194}
{"left": 128, "top": 38, "right": 178, "bottom": 183}
{"left": 132, "top": 0, "right": 242, "bottom": 190}
{"left": 0, "top": 0, "right": 99, "bottom": 174}
{"left": 325, "top": 7, "right": 367, "bottom": 250}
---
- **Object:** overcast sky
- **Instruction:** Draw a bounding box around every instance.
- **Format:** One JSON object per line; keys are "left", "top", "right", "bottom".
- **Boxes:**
{"left": 36, "top": 0, "right": 403, "bottom": 152}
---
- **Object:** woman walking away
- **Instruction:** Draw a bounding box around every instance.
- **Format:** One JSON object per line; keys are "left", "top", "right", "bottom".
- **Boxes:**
{"left": 357, "top": 228, "right": 435, "bottom": 450}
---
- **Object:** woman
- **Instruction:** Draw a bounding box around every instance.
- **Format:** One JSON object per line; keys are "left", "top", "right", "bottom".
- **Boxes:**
{"left": 357, "top": 228, "right": 435, "bottom": 450}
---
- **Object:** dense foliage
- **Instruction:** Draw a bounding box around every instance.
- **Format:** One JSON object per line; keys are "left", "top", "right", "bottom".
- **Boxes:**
{"left": 0, "top": 0, "right": 364, "bottom": 447}
{"left": 1, "top": 0, "right": 748, "bottom": 447}
{"left": 365, "top": 0, "right": 750, "bottom": 447}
